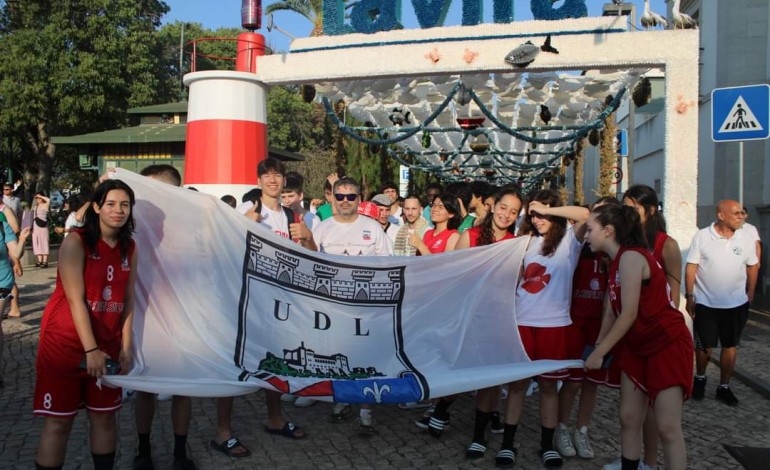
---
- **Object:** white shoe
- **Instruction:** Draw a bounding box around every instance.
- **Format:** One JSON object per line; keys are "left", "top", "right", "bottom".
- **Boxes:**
{"left": 280, "top": 393, "right": 297, "bottom": 403}
{"left": 554, "top": 423, "right": 576, "bottom": 457}
{"left": 638, "top": 462, "right": 657, "bottom": 470}
{"left": 573, "top": 426, "right": 595, "bottom": 459}
{"left": 500, "top": 385, "right": 509, "bottom": 400}
{"left": 358, "top": 410, "right": 376, "bottom": 433}
{"left": 526, "top": 381, "right": 539, "bottom": 397}
{"left": 293, "top": 396, "right": 316, "bottom": 407}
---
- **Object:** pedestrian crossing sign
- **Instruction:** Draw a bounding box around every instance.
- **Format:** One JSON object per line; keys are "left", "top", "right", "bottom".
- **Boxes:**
{"left": 712, "top": 84, "right": 770, "bottom": 142}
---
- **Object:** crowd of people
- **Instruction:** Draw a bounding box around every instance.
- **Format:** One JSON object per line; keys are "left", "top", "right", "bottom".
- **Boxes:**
{"left": 12, "top": 159, "right": 760, "bottom": 470}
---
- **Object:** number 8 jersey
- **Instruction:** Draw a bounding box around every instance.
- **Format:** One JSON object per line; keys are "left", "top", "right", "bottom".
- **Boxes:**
{"left": 37, "top": 231, "right": 135, "bottom": 373}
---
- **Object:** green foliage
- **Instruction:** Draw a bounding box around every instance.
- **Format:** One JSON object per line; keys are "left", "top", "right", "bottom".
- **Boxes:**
{"left": 0, "top": 0, "right": 172, "bottom": 196}
{"left": 267, "top": 86, "right": 317, "bottom": 152}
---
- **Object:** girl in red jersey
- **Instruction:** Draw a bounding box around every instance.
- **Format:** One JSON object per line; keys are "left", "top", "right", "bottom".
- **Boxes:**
{"left": 34, "top": 179, "right": 137, "bottom": 470}
{"left": 496, "top": 189, "right": 589, "bottom": 469}
{"left": 620, "top": 184, "right": 682, "bottom": 470}
{"left": 555, "top": 196, "right": 620, "bottom": 461}
{"left": 585, "top": 205, "right": 692, "bottom": 470}
{"left": 414, "top": 187, "right": 523, "bottom": 440}
{"left": 409, "top": 193, "right": 462, "bottom": 255}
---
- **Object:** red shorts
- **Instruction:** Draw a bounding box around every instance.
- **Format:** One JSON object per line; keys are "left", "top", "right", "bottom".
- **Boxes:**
{"left": 617, "top": 333, "right": 694, "bottom": 406}
{"left": 565, "top": 317, "right": 608, "bottom": 383}
{"left": 34, "top": 368, "right": 122, "bottom": 417}
{"left": 518, "top": 325, "right": 570, "bottom": 379}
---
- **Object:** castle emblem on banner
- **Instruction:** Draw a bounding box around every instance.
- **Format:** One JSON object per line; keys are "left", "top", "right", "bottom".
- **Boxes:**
{"left": 234, "top": 231, "right": 427, "bottom": 404}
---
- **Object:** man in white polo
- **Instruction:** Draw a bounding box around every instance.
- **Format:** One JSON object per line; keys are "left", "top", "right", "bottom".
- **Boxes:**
{"left": 685, "top": 199, "right": 758, "bottom": 406}
{"left": 312, "top": 176, "right": 392, "bottom": 433}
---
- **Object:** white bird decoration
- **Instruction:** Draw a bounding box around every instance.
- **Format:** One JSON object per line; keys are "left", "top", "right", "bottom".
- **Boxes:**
{"left": 668, "top": 0, "right": 698, "bottom": 30}
{"left": 641, "top": 0, "right": 667, "bottom": 29}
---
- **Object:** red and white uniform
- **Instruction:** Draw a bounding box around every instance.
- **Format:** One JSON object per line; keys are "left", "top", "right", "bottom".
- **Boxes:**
{"left": 465, "top": 225, "right": 515, "bottom": 247}
{"left": 34, "top": 233, "right": 135, "bottom": 416}
{"left": 608, "top": 247, "right": 693, "bottom": 404}
{"left": 567, "top": 247, "right": 609, "bottom": 383}
{"left": 515, "top": 226, "right": 583, "bottom": 379}
{"left": 421, "top": 228, "right": 457, "bottom": 254}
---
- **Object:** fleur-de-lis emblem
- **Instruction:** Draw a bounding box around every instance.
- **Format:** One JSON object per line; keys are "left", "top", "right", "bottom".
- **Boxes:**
{"left": 362, "top": 381, "right": 391, "bottom": 403}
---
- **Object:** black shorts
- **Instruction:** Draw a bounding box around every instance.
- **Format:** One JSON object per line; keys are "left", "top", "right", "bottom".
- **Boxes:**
{"left": 693, "top": 302, "right": 749, "bottom": 349}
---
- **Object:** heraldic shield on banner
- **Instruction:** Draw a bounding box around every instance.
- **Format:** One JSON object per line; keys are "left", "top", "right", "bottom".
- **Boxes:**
{"left": 234, "top": 231, "right": 426, "bottom": 404}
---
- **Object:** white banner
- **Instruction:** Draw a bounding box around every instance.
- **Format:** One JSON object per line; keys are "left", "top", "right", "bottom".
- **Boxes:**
{"left": 105, "top": 169, "right": 581, "bottom": 402}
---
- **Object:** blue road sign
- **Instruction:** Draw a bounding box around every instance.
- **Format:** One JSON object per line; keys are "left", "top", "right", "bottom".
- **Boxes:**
{"left": 616, "top": 129, "right": 628, "bottom": 157}
{"left": 712, "top": 84, "right": 770, "bottom": 142}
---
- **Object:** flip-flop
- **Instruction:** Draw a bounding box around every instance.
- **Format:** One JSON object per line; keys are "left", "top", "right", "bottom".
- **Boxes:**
{"left": 264, "top": 421, "right": 306, "bottom": 440}
{"left": 210, "top": 437, "right": 251, "bottom": 458}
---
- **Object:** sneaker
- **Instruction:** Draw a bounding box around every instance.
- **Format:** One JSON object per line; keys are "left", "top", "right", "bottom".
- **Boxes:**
{"left": 716, "top": 385, "right": 739, "bottom": 406}
{"left": 554, "top": 424, "right": 576, "bottom": 457}
{"left": 280, "top": 393, "right": 297, "bottom": 403}
{"left": 358, "top": 411, "right": 377, "bottom": 435}
{"left": 540, "top": 449, "right": 563, "bottom": 468}
{"left": 526, "top": 380, "right": 539, "bottom": 397}
{"left": 329, "top": 403, "right": 351, "bottom": 423}
{"left": 573, "top": 426, "right": 594, "bottom": 459}
{"left": 293, "top": 396, "right": 316, "bottom": 407}
{"left": 692, "top": 376, "right": 706, "bottom": 401}
{"left": 490, "top": 411, "right": 504, "bottom": 434}
{"left": 639, "top": 462, "right": 657, "bottom": 470}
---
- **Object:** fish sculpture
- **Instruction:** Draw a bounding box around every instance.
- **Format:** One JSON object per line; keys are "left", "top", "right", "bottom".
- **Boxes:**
{"left": 504, "top": 41, "right": 540, "bottom": 68}
{"left": 505, "top": 35, "right": 559, "bottom": 68}
{"left": 389, "top": 107, "right": 412, "bottom": 126}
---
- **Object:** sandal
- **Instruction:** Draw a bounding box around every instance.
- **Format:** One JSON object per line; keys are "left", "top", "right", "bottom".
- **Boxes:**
{"left": 495, "top": 448, "right": 517, "bottom": 468}
{"left": 264, "top": 421, "right": 306, "bottom": 440}
{"left": 210, "top": 437, "right": 251, "bottom": 458}
{"left": 540, "top": 449, "right": 563, "bottom": 468}
{"left": 465, "top": 441, "right": 487, "bottom": 460}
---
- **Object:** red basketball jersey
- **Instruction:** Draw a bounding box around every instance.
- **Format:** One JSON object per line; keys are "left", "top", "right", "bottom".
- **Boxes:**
{"left": 570, "top": 247, "right": 608, "bottom": 320}
{"left": 465, "top": 225, "right": 515, "bottom": 247}
{"left": 607, "top": 247, "right": 687, "bottom": 357}
{"left": 37, "top": 232, "right": 135, "bottom": 372}
{"left": 422, "top": 228, "right": 457, "bottom": 254}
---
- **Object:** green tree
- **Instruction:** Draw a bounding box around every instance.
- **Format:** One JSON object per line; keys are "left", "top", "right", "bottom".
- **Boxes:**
{"left": 0, "top": 0, "right": 171, "bottom": 200}
{"left": 265, "top": 0, "right": 327, "bottom": 37}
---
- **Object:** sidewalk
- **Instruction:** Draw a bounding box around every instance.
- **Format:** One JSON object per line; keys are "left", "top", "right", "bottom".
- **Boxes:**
{"left": 1, "top": 264, "right": 768, "bottom": 469}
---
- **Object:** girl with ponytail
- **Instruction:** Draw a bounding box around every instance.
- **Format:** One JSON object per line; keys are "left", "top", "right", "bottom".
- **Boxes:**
{"left": 585, "top": 204, "right": 692, "bottom": 470}
{"left": 622, "top": 185, "right": 683, "bottom": 470}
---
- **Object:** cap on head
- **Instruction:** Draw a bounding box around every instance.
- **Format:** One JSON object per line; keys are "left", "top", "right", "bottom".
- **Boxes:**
{"left": 371, "top": 194, "right": 394, "bottom": 207}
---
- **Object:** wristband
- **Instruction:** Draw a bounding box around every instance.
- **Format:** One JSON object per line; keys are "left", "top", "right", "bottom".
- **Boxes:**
{"left": 84, "top": 347, "right": 99, "bottom": 354}
{"left": 684, "top": 293, "right": 694, "bottom": 300}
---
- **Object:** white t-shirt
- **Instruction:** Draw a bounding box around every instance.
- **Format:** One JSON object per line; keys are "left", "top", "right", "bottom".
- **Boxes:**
{"left": 63, "top": 212, "right": 83, "bottom": 236}
{"left": 687, "top": 224, "right": 758, "bottom": 308}
{"left": 312, "top": 216, "right": 393, "bottom": 257}
{"left": 515, "top": 226, "right": 583, "bottom": 327}
{"left": 260, "top": 205, "right": 290, "bottom": 239}
{"left": 739, "top": 222, "right": 761, "bottom": 243}
{"left": 385, "top": 223, "right": 400, "bottom": 245}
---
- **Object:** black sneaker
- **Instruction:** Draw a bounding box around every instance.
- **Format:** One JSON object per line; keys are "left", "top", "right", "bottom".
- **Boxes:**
{"left": 692, "top": 376, "right": 706, "bottom": 401}
{"left": 716, "top": 385, "right": 739, "bottom": 406}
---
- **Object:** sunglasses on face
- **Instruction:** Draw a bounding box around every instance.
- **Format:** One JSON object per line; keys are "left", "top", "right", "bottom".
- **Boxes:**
{"left": 334, "top": 193, "right": 358, "bottom": 202}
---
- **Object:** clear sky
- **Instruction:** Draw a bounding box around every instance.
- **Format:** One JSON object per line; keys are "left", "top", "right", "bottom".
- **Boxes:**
{"left": 163, "top": 0, "right": 669, "bottom": 53}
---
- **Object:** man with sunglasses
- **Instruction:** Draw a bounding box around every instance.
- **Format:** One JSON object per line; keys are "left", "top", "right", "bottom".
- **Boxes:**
{"left": 311, "top": 177, "right": 392, "bottom": 433}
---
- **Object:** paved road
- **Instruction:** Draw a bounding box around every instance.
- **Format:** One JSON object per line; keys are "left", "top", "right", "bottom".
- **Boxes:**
{"left": 1, "top": 265, "right": 768, "bottom": 469}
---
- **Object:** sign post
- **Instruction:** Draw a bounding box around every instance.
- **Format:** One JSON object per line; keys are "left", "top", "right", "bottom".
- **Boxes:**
{"left": 712, "top": 84, "right": 770, "bottom": 206}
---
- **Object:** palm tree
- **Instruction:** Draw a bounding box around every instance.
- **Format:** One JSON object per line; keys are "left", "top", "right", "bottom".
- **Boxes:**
{"left": 264, "top": 0, "right": 326, "bottom": 37}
